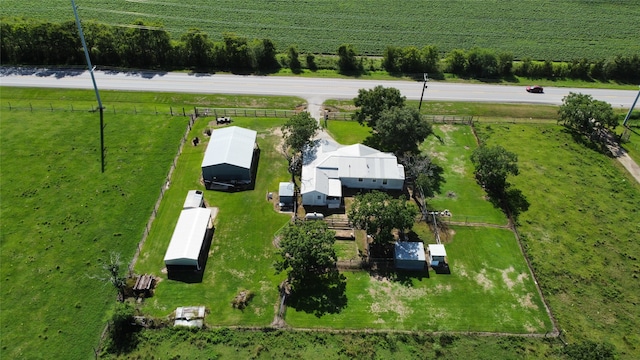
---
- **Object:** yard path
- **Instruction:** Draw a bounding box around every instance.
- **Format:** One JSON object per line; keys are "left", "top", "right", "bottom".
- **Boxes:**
{"left": 306, "top": 96, "right": 336, "bottom": 143}
{"left": 610, "top": 145, "right": 640, "bottom": 184}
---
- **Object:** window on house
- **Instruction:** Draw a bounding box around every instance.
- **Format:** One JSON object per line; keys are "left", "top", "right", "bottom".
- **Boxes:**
{"left": 358, "top": 178, "right": 363, "bottom": 182}
{"left": 383, "top": 179, "right": 387, "bottom": 185}
{"left": 372, "top": 179, "right": 376, "bottom": 182}
{"left": 317, "top": 195, "right": 321, "bottom": 199}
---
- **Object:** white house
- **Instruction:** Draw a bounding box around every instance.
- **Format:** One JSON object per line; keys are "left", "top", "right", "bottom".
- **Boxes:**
{"left": 394, "top": 241, "right": 426, "bottom": 270}
{"left": 301, "top": 140, "right": 405, "bottom": 208}
{"left": 164, "top": 207, "right": 212, "bottom": 271}
{"left": 201, "top": 126, "right": 258, "bottom": 188}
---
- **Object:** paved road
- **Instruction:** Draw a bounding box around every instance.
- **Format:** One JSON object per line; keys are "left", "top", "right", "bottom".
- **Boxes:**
{"left": 1, "top": 67, "right": 638, "bottom": 109}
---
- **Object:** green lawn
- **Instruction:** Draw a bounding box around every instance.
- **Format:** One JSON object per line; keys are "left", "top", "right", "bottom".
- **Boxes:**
{"left": 135, "top": 117, "right": 292, "bottom": 326}
{"left": 476, "top": 122, "right": 640, "bottom": 357}
{"left": 0, "top": 87, "right": 302, "bottom": 359}
{"left": 286, "top": 226, "right": 551, "bottom": 333}
{"left": 0, "top": 99, "right": 187, "bottom": 359}
{"left": 422, "top": 124, "right": 507, "bottom": 225}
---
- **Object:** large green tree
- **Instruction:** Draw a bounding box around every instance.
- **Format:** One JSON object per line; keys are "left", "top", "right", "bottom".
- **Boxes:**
{"left": 348, "top": 191, "right": 418, "bottom": 244}
{"left": 281, "top": 111, "right": 319, "bottom": 186}
{"left": 558, "top": 92, "right": 617, "bottom": 135}
{"left": 399, "top": 153, "right": 445, "bottom": 216}
{"left": 337, "top": 43, "right": 359, "bottom": 73}
{"left": 274, "top": 220, "right": 337, "bottom": 283}
{"left": 352, "top": 86, "right": 406, "bottom": 128}
{"left": 367, "top": 106, "right": 433, "bottom": 154}
{"left": 180, "top": 29, "right": 213, "bottom": 69}
{"left": 471, "top": 145, "right": 519, "bottom": 197}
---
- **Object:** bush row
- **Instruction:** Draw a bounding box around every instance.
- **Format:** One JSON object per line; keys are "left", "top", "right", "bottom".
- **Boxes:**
{"left": 2, "top": 18, "right": 639, "bottom": 83}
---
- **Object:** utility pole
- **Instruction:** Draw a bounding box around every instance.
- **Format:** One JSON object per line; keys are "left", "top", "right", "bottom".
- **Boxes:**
{"left": 622, "top": 86, "right": 640, "bottom": 127}
{"left": 418, "top": 73, "right": 429, "bottom": 111}
{"left": 71, "top": 0, "right": 105, "bottom": 173}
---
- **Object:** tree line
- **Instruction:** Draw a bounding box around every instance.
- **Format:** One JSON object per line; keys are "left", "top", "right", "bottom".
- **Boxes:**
{"left": 2, "top": 18, "right": 639, "bottom": 82}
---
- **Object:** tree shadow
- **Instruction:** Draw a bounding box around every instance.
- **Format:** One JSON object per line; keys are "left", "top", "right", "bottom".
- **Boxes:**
{"left": 564, "top": 128, "right": 611, "bottom": 156}
{"left": 503, "top": 188, "right": 530, "bottom": 220}
{"left": 486, "top": 186, "right": 530, "bottom": 222}
{"left": 286, "top": 269, "right": 347, "bottom": 317}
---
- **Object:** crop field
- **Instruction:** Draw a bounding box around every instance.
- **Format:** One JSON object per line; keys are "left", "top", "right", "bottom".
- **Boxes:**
{"left": 2, "top": 0, "right": 640, "bottom": 61}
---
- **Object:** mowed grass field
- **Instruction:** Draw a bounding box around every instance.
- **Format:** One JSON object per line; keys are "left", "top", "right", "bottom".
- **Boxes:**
{"left": 475, "top": 122, "right": 640, "bottom": 358}
{"left": 135, "top": 114, "right": 549, "bottom": 333}
{"left": 0, "top": 87, "right": 302, "bottom": 359}
{"left": 2, "top": 0, "right": 640, "bottom": 60}
{"left": 3, "top": 87, "right": 640, "bottom": 358}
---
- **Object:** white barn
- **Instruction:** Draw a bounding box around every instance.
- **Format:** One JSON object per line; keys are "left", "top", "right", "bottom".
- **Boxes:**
{"left": 164, "top": 207, "right": 212, "bottom": 271}
{"left": 394, "top": 241, "right": 426, "bottom": 270}
{"left": 201, "top": 126, "right": 258, "bottom": 188}
{"left": 301, "top": 141, "right": 405, "bottom": 208}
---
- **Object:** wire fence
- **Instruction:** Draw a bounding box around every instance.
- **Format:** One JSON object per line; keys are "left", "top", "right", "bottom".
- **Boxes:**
{"left": 128, "top": 112, "right": 197, "bottom": 274}
{"left": 195, "top": 107, "right": 302, "bottom": 118}
{"left": 327, "top": 112, "right": 474, "bottom": 124}
{"left": 4, "top": 102, "right": 193, "bottom": 117}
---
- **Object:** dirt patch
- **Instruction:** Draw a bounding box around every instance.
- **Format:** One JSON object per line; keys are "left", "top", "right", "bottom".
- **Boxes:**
{"left": 475, "top": 269, "right": 494, "bottom": 291}
{"left": 517, "top": 293, "right": 538, "bottom": 310}
{"left": 457, "top": 264, "right": 468, "bottom": 278}
{"left": 429, "top": 151, "right": 447, "bottom": 162}
{"left": 516, "top": 272, "right": 529, "bottom": 284}
{"left": 501, "top": 266, "right": 516, "bottom": 289}
{"left": 439, "top": 125, "right": 455, "bottom": 133}
{"left": 368, "top": 276, "right": 427, "bottom": 321}
{"left": 451, "top": 163, "right": 465, "bottom": 175}
{"left": 501, "top": 266, "right": 530, "bottom": 289}
{"left": 433, "top": 283, "right": 452, "bottom": 294}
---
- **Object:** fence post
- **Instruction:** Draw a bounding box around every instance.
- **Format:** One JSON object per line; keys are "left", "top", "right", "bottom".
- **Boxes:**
{"left": 8, "top": 102, "right": 11, "bottom": 111}
{"left": 113, "top": 106, "right": 116, "bottom": 114}
{"left": 170, "top": 106, "right": 173, "bottom": 116}
{"left": 155, "top": 107, "right": 158, "bottom": 115}
{"left": 134, "top": 106, "right": 137, "bottom": 114}
{"left": 183, "top": 107, "right": 186, "bottom": 117}
{"left": 50, "top": 103, "right": 53, "bottom": 111}
{"left": 30, "top": 103, "right": 33, "bottom": 112}
{"left": 70, "top": 104, "right": 73, "bottom": 112}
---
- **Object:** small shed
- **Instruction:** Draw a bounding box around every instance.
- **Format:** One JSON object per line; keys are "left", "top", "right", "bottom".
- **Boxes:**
{"left": 201, "top": 126, "right": 258, "bottom": 188}
{"left": 183, "top": 190, "right": 204, "bottom": 209}
{"left": 164, "top": 208, "right": 212, "bottom": 271}
{"left": 278, "top": 182, "right": 295, "bottom": 208}
{"left": 174, "top": 306, "right": 206, "bottom": 328}
{"left": 394, "top": 241, "right": 426, "bottom": 270}
{"left": 428, "top": 244, "right": 447, "bottom": 267}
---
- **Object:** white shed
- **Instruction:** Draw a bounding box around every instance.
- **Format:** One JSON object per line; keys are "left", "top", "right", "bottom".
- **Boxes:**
{"left": 394, "top": 241, "right": 426, "bottom": 270}
{"left": 164, "top": 208, "right": 212, "bottom": 270}
{"left": 428, "top": 244, "right": 447, "bottom": 266}
{"left": 183, "top": 190, "right": 204, "bottom": 209}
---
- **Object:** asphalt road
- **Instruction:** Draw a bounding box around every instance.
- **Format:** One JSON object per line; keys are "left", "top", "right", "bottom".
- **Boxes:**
{"left": 1, "top": 67, "right": 638, "bottom": 109}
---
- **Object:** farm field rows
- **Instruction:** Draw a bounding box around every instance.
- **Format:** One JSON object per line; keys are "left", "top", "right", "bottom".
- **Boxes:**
{"left": 2, "top": 0, "right": 640, "bottom": 60}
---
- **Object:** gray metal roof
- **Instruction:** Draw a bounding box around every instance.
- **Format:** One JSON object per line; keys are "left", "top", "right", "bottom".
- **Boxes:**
{"left": 202, "top": 126, "right": 257, "bottom": 169}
